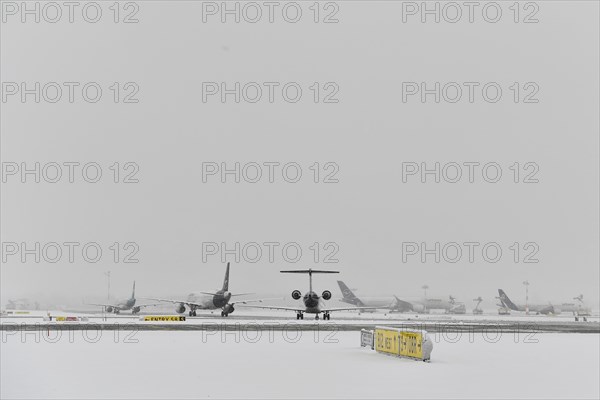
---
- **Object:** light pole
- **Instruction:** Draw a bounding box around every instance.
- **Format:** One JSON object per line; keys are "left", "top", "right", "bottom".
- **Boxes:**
{"left": 523, "top": 280, "right": 529, "bottom": 314}
{"left": 422, "top": 285, "right": 429, "bottom": 299}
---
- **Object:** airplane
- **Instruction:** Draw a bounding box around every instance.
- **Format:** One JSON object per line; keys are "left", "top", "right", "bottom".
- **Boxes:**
{"left": 337, "top": 280, "right": 411, "bottom": 312}
{"left": 146, "top": 262, "right": 263, "bottom": 317}
{"left": 6, "top": 299, "right": 39, "bottom": 310}
{"left": 88, "top": 281, "right": 156, "bottom": 314}
{"left": 242, "top": 269, "right": 374, "bottom": 320}
{"left": 497, "top": 289, "right": 558, "bottom": 315}
{"left": 403, "top": 296, "right": 466, "bottom": 314}
{"left": 337, "top": 281, "right": 466, "bottom": 314}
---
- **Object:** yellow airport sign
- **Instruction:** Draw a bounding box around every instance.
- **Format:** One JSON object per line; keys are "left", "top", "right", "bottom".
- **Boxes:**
{"left": 399, "top": 331, "right": 423, "bottom": 359}
{"left": 375, "top": 328, "right": 400, "bottom": 355}
{"left": 54, "top": 316, "right": 79, "bottom": 321}
{"left": 374, "top": 327, "right": 432, "bottom": 361}
{"left": 143, "top": 316, "right": 186, "bottom": 322}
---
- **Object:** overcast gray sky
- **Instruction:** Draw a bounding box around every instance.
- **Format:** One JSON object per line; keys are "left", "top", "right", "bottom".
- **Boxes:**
{"left": 1, "top": 2, "right": 598, "bottom": 309}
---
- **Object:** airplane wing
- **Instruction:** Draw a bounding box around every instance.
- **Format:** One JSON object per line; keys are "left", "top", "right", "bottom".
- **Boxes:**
{"left": 194, "top": 292, "right": 255, "bottom": 297}
{"left": 230, "top": 298, "right": 264, "bottom": 305}
{"left": 86, "top": 303, "right": 123, "bottom": 310}
{"left": 239, "top": 305, "right": 377, "bottom": 312}
{"left": 320, "top": 306, "right": 378, "bottom": 312}
{"left": 237, "top": 304, "right": 307, "bottom": 312}
{"left": 143, "top": 297, "right": 206, "bottom": 308}
{"left": 133, "top": 303, "right": 161, "bottom": 309}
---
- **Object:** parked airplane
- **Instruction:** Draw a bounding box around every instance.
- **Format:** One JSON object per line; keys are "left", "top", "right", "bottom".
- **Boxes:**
{"left": 88, "top": 281, "right": 155, "bottom": 314}
{"left": 244, "top": 269, "right": 372, "bottom": 320}
{"left": 407, "top": 296, "right": 467, "bottom": 314}
{"left": 498, "top": 289, "right": 557, "bottom": 315}
{"left": 337, "top": 280, "right": 410, "bottom": 312}
{"left": 147, "top": 262, "right": 262, "bottom": 317}
{"left": 6, "top": 298, "right": 39, "bottom": 310}
{"left": 337, "top": 281, "right": 465, "bottom": 314}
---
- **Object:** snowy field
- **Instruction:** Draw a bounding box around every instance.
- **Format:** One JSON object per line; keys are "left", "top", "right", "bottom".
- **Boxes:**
{"left": 1, "top": 329, "right": 598, "bottom": 399}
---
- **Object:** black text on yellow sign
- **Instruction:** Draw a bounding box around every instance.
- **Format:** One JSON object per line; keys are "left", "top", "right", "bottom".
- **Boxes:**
{"left": 143, "top": 316, "right": 186, "bottom": 322}
{"left": 399, "top": 332, "right": 423, "bottom": 359}
{"left": 375, "top": 328, "right": 424, "bottom": 360}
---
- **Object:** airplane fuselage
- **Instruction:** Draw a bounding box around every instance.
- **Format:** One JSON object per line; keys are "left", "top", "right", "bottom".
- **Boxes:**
{"left": 339, "top": 297, "right": 396, "bottom": 312}
{"left": 115, "top": 298, "right": 135, "bottom": 310}
{"left": 185, "top": 290, "right": 232, "bottom": 310}
{"left": 303, "top": 291, "right": 320, "bottom": 311}
{"left": 102, "top": 297, "right": 136, "bottom": 313}
{"left": 512, "top": 303, "right": 557, "bottom": 315}
{"left": 498, "top": 289, "right": 559, "bottom": 315}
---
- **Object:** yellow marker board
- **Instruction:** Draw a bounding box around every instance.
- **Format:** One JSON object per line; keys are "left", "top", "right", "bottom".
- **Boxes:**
{"left": 54, "top": 316, "right": 79, "bottom": 321}
{"left": 399, "top": 331, "right": 423, "bottom": 359}
{"left": 143, "top": 316, "right": 186, "bottom": 322}
{"left": 375, "top": 328, "right": 400, "bottom": 355}
{"left": 374, "top": 327, "right": 430, "bottom": 361}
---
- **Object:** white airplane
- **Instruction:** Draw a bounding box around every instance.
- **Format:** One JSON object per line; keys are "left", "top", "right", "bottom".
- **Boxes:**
{"left": 337, "top": 281, "right": 466, "bottom": 314}
{"left": 498, "top": 289, "right": 556, "bottom": 315}
{"left": 243, "top": 269, "right": 374, "bottom": 320}
{"left": 337, "top": 280, "right": 405, "bottom": 312}
{"left": 146, "top": 262, "right": 263, "bottom": 317}
{"left": 88, "top": 281, "right": 156, "bottom": 314}
{"left": 499, "top": 289, "right": 592, "bottom": 316}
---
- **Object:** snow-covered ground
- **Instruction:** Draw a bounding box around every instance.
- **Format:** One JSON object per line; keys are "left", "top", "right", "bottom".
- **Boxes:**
{"left": 1, "top": 329, "right": 598, "bottom": 399}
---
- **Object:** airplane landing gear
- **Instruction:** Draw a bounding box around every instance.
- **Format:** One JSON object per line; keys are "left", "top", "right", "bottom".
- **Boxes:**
{"left": 315, "top": 314, "right": 319, "bottom": 320}
{"left": 296, "top": 312, "right": 304, "bottom": 320}
{"left": 221, "top": 311, "right": 229, "bottom": 317}
{"left": 189, "top": 310, "right": 197, "bottom": 317}
{"left": 323, "top": 313, "right": 331, "bottom": 320}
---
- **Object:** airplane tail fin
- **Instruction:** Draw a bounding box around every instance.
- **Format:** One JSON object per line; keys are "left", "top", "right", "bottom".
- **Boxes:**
{"left": 132, "top": 281, "right": 136, "bottom": 299}
{"left": 393, "top": 295, "right": 414, "bottom": 312}
{"left": 336, "top": 281, "right": 363, "bottom": 306}
{"left": 498, "top": 289, "right": 519, "bottom": 311}
{"left": 222, "top": 262, "right": 230, "bottom": 291}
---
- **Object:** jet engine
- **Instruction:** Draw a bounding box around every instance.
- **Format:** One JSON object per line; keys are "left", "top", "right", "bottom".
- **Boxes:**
{"left": 291, "top": 290, "right": 302, "bottom": 300}
{"left": 223, "top": 304, "right": 235, "bottom": 314}
{"left": 322, "top": 290, "right": 332, "bottom": 300}
{"left": 132, "top": 306, "right": 141, "bottom": 314}
{"left": 105, "top": 306, "right": 113, "bottom": 313}
{"left": 176, "top": 303, "right": 186, "bottom": 314}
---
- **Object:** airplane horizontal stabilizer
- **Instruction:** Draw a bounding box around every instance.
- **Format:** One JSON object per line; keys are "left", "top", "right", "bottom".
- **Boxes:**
{"left": 280, "top": 269, "right": 339, "bottom": 274}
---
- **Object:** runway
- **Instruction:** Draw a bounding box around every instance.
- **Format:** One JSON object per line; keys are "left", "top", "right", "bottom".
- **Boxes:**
{"left": 2, "top": 310, "right": 599, "bottom": 333}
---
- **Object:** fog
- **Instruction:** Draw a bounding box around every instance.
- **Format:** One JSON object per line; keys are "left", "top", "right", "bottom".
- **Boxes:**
{"left": 1, "top": 2, "right": 598, "bottom": 311}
